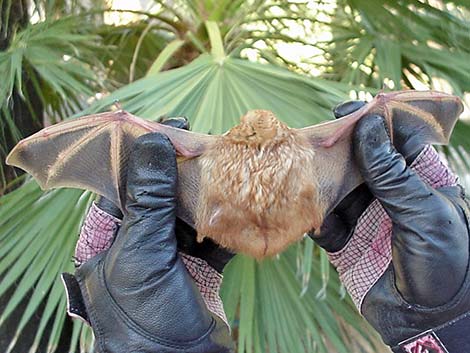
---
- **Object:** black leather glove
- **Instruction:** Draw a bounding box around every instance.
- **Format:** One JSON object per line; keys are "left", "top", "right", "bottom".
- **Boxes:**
{"left": 63, "top": 132, "right": 234, "bottom": 353}
{"left": 310, "top": 101, "right": 470, "bottom": 349}
{"left": 354, "top": 114, "right": 468, "bottom": 306}
{"left": 310, "top": 101, "right": 374, "bottom": 252}
{"left": 94, "top": 117, "right": 234, "bottom": 273}
{"left": 311, "top": 100, "right": 429, "bottom": 253}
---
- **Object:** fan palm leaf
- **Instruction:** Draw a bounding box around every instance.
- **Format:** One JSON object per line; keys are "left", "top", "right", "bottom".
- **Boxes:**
{"left": 0, "top": 47, "right": 388, "bottom": 352}
{"left": 1, "top": 1, "right": 470, "bottom": 352}
{"left": 324, "top": 0, "right": 470, "bottom": 94}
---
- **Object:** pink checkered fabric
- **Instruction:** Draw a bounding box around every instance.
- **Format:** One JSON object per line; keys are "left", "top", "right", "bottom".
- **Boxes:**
{"left": 74, "top": 203, "right": 121, "bottom": 266}
{"left": 401, "top": 333, "right": 447, "bottom": 353}
{"left": 327, "top": 145, "right": 458, "bottom": 312}
{"left": 180, "top": 254, "right": 228, "bottom": 325}
{"left": 74, "top": 202, "right": 228, "bottom": 326}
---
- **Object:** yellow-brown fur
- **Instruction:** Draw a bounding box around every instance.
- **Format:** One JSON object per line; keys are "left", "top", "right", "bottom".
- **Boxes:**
{"left": 196, "top": 110, "right": 323, "bottom": 259}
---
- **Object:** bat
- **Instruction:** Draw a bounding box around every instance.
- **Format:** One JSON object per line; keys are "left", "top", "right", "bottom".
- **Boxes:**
{"left": 6, "top": 90, "right": 463, "bottom": 258}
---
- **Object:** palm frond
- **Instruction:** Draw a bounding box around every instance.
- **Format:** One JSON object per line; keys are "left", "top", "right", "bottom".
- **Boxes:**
{"left": 0, "top": 15, "right": 104, "bottom": 120}
{"left": 1, "top": 3, "right": 470, "bottom": 353}
{"left": 0, "top": 181, "right": 93, "bottom": 353}
{"left": 0, "top": 13, "right": 108, "bottom": 191}
{"left": 323, "top": 1, "right": 470, "bottom": 93}
{"left": 0, "top": 52, "right": 383, "bottom": 353}
{"left": 445, "top": 145, "right": 470, "bottom": 191}
{"left": 221, "top": 242, "right": 387, "bottom": 353}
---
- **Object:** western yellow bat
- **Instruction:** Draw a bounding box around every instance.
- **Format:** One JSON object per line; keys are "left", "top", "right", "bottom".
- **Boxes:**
{"left": 6, "top": 90, "right": 463, "bottom": 258}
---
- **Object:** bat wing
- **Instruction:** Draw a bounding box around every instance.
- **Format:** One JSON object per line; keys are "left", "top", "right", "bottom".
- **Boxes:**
{"left": 298, "top": 90, "right": 463, "bottom": 216}
{"left": 6, "top": 90, "right": 463, "bottom": 256}
{"left": 6, "top": 110, "right": 214, "bottom": 211}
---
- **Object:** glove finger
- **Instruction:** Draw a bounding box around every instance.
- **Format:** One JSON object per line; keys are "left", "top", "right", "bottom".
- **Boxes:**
{"left": 309, "top": 213, "right": 352, "bottom": 252}
{"left": 333, "top": 183, "right": 373, "bottom": 227}
{"left": 355, "top": 116, "right": 470, "bottom": 305}
{"left": 90, "top": 118, "right": 184, "bottom": 222}
{"left": 335, "top": 100, "right": 423, "bottom": 163}
{"left": 390, "top": 119, "right": 425, "bottom": 164}
{"left": 333, "top": 100, "right": 366, "bottom": 119}
{"left": 159, "top": 116, "right": 234, "bottom": 271}
{"left": 107, "top": 132, "right": 179, "bottom": 280}
{"left": 175, "top": 218, "right": 234, "bottom": 272}
{"left": 312, "top": 100, "right": 371, "bottom": 251}
{"left": 328, "top": 100, "right": 372, "bottom": 224}
{"left": 159, "top": 116, "right": 190, "bottom": 130}
{"left": 126, "top": 132, "right": 177, "bottom": 214}
{"left": 96, "top": 196, "right": 123, "bottom": 219}
{"left": 312, "top": 184, "right": 372, "bottom": 248}
{"left": 97, "top": 133, "right": 219, "bottom": 339}
{"left": 353, "top": 114, "right": 459, "bottom": 226}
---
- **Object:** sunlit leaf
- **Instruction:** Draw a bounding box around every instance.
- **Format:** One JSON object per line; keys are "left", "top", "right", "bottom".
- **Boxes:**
{"left": 2, "top": 2, "right": 470, "bottom": 353}
{"left": 1, "top": 52, "right": 384, "bottom": 353}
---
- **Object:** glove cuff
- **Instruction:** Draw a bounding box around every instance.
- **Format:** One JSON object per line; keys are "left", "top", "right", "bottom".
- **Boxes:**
{"left": 65, "top": 254, "right": 230, "bottom": 330}
{"left": 393, "top": 311, "right": 470, "bottom": 353}
{"left": 70, "top": 255, "right": 233, "bottom": 353}
{"left": 61, "top": 272, "right": 90, "bottom": 324}
{"left": 68, "top": 203, "right": 230, "bottom": 329}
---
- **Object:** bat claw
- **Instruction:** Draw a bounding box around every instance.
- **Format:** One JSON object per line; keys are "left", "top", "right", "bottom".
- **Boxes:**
{"left": 112, "top": 100, "right": 123, "bottom": 111}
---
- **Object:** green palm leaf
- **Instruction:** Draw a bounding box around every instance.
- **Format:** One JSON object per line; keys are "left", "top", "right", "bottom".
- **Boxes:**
{"left": 88, "top": 53, "right": 347, "bottom": 131}
{"left": 325, "top": 0, "right": 470, "bottom": 93}
{"left": 0, "top": 182, "right": 93, "bottom": 353}
{"left": 0, "top": 13, "right": 107, "bottom": 192}
{"left": 0, "top": 15, "right": 103, "bottom": 120}
{"left": 0, "top": 50, "right": 387, "bottom": 352}
{"left": 2, "top": 2, "right": 470, "bottom": 353}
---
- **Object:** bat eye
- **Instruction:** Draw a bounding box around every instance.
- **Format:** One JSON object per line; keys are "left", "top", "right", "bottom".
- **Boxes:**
{"left": 246, "top": 131, "right": 257, "bottom": 138}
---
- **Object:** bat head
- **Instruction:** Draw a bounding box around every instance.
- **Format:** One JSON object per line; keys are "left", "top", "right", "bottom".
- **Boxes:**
{"left": 195, "top": 110, "right": 324, "bottom": 259}
{"left": 225, "top": 110, "right": 290, "bottom": 146}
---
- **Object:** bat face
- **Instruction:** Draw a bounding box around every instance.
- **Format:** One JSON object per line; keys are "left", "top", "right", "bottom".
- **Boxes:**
{"left": 6, "top": 90, "right": 463, "bottom": 259}
{"left": 194, "top": 110, "right": 324, "bottom": 258}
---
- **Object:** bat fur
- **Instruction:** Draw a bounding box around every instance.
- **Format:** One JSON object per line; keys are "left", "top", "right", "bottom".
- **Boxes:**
{"left": 197, "top": 110, "right": 324, "bottom": 258}
{"left": 6, "top": 90, "right": 463, "bottom": 258}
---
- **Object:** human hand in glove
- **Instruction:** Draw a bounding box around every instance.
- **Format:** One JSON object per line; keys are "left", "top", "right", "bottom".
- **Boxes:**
{"left": 62, "top": 118, "right": 234, "bottom": 353}
{"left": 73, "top": 117, "right": 233, "bottom": 273}
{"left": 310, "top": 101, "right": 470, "bottom": 352}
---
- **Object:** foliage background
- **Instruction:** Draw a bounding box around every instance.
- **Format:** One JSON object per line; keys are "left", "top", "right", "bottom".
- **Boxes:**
{"left": 1, "top": 1, "right": 470, "bottom": 352}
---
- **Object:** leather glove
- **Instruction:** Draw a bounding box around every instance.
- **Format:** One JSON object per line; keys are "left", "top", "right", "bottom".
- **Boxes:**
{"left": 85, "top": 117, "right": 234, "bottom": 273}
{"left": 310, "top": 101, "right": 470, "bottom": 349}
{"left": 310, "top": 101, "right": 374, "bottom": 252}
{"left": 63, "top": 130, "right": 234, "bottom": 353}
{"left": 311, "top": 100, "right": 428, "bottom": 253}
{"left": 353, "top": 114, "right": 468, "bottom": 307}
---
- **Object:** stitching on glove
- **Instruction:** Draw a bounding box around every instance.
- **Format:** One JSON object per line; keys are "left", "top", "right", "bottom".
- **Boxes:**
{"left": 95, "top": 261, "right": 218, "bottom": 349}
